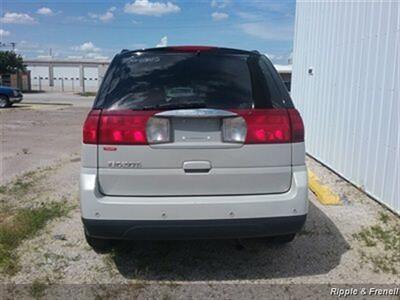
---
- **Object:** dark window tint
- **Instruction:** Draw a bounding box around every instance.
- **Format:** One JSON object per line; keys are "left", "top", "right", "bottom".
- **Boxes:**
{"left": 95, "top": 51, "right": 290, "bottom": 110}
{"left": 258, "top": 56, "right": 293, "bottom": 108}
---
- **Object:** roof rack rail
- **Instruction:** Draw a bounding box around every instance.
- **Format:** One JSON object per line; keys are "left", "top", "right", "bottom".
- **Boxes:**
{"left": 251, "top": 50, "right": 260, "bottom": 54}
{"left": 120, "top": 49, "right": 130, "bottom": 54}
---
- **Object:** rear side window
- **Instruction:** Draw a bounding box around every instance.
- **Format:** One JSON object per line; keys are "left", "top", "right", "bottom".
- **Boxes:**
{"left": 95, "top": 51, "right": 292, "bottom": 110}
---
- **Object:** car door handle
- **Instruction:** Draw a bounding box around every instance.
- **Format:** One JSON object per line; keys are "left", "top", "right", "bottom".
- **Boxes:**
{"left": 183, "top": 161, "right": 211, "bottom": 173}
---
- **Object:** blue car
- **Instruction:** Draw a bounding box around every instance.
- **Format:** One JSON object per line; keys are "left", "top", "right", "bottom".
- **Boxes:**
{"left": 0, "top": 85, "right": 23, "bottom": 108}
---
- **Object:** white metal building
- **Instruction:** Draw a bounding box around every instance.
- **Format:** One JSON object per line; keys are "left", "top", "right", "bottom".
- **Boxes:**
{"left": 25, "top": 59, "right": 109, "bottom": 92}
{"left": 291, "top": 1, "right": 399, "bottom": 213}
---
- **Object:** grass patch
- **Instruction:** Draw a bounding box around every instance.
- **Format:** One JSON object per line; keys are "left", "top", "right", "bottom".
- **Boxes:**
{"left": 353, "top": 216, "right": 400, "bottom": 275}
{"left": 30, "top": 278, "right": 48, "bottom": 299}
{"left": 77, "top": 92, "right": 96, "bottom": 97}
{"left": 379, "top": 211, "right": 389, "bottom": 224}
{"left": 0, "top": 201, "right": 71, "bottom": 275}
{"left": 8, "top": 177, "right": 35, "bottom": 196}
{"left": 0, "top": 168, "right": 49, "bottom": 199}
{"left": 0, "top": 176, "right": 36, "bottom": 198}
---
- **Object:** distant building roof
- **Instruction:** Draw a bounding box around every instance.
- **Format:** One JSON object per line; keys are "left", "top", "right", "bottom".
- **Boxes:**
{"left": 274, "top": 64, "right": 292, "bottom": 73}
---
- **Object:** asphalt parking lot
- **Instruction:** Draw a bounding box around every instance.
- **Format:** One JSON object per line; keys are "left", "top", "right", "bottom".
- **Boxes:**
{"left": 0, "top": 93, "right": 399, "bottom": 299}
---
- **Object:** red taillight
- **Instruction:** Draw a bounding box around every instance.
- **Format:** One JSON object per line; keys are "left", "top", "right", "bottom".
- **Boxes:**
{"left": 233, "top": 109, "right": 291, "bottom": 144}
{"left": 231, "top": 109, "right": 304, "bottom": 144}
{"left": 98, "top": 110, "right": 157, "bottom": 145}
{"left": 83, "top": 110, "right": 101, "bottom": 144}
{"left": 288, "top": 109, "right": 305, "bottom": 142}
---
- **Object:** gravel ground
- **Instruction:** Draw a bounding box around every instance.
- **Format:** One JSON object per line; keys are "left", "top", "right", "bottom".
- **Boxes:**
{"left": 0, "top": 95, "right": 398, "bottom": 299}
{"left": 21, "top": 91, "right": 95, "bottom": 107}
{"left": 0, "top": 98, "right": 89, "bottom": 184}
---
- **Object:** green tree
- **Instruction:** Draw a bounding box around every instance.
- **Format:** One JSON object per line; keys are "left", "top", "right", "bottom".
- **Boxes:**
{"left": 0, "top": 51, "right": 26, "bottom": 74}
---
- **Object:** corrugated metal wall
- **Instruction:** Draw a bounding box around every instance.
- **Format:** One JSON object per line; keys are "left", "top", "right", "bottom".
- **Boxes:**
{"left": 291, "top": 1, "right": 399, "bottom": 214}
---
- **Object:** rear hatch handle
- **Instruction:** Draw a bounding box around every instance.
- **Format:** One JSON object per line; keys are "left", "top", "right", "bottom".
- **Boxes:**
{"left": 183, "top": 161, "right": 212, "bottom": 173}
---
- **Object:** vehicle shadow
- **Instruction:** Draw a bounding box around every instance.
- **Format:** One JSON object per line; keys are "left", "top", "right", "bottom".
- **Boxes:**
{"left": 111, "top": 201, "right": 350, "bottom": 281}
{"left": 0, "top": 104, "right": 30, "bottom": 110}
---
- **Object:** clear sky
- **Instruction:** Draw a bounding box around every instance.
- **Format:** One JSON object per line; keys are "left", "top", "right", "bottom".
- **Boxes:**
{"left": 1, "top": 0, "right": 295, "bottom": 64}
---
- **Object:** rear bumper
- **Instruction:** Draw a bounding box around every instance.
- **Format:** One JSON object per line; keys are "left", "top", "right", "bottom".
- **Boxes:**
{"left": 83, "top": 215, "right": 307, "bottom": 240}
{"left": 80, "top": 165, "right": 308, "bottom": 239}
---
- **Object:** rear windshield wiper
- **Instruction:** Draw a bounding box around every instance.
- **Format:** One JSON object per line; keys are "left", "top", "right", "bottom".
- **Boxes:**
{"left": 138, "top": 101, "right": 207, "bottom": 110}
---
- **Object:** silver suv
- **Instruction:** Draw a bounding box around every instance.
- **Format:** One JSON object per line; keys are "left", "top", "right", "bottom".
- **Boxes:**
{"left": 80, "top": 46, "right": 307, "bottom": 251}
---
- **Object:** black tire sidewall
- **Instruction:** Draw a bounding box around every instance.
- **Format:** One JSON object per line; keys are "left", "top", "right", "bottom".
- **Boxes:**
{"left": 0, "top": 95, "right": 10, "bottom": 108}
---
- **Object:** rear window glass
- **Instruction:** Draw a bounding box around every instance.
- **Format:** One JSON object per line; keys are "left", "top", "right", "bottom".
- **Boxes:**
{"left": 95, "top": 51, "right": 290, "bottom": 110}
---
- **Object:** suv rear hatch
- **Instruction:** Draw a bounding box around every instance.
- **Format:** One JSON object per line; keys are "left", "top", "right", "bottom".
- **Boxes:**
{"left": 84, "top": 47, "right": 302, "bottom": 197}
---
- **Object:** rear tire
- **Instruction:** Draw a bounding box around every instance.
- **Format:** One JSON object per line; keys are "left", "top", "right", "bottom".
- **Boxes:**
{"left": 271, "top": 233, "right": 296, "bottom": 244}
{"left": 0, "top": 95, "right": 10, "bottom": 108}
{"left": 84, "top": 232, "right": 114, "bottom": 253}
